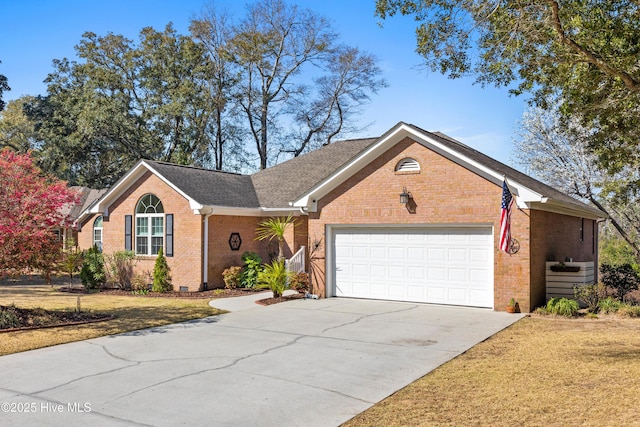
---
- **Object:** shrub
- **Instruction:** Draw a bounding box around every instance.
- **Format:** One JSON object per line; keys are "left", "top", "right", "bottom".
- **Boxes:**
{"left": 80, "top": 245, "right": 105, "bottom": 290}
{"left": 152, "top": 248, "right": 172, "bottom": 293}
{"left": 222, "top": 266, "right": 242, "bottom": 289}
{"left": 131, "top": 273, "right": 150, "bottom": 294}
{"left": 0, "top": 305, "right": 19, "bottom": 329}
{"left": 623, "top": 289, "right": 640, "bottom": 306}
{"left": 574, "top": 282, "right": 607, "bottom": 313}
{"left": 599, "top": 263, "right": 640, "bottom": 300}
{"left": 546, "top": 297, "right": 579, "bottom": 317}
{"left": 617, "top": 304, "right": 640, "bottom": 317}
{"left": 104, "top": 251, "right": 136, "bottom": 289}
{"left": 240, "top": 252, "right": 263, "bottom": 288}
{"left": 60, "top": 240, "right": 83, "bottom": 286}
{"left": 289, "top": 271, "right": 310, "bottom": 293}
{"left": 257, "top": 259, "right": 292, "bottom": 298}
{"left": 598, "top": 297, "right": 622, "bottom": 314}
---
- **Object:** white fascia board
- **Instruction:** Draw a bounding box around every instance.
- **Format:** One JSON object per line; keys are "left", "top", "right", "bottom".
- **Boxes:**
{"left": 200, "top": 206, "right": 302, "bottom": 217}
{"left": 526, "top": 200, "right": 607, "bottom": 220}
{"left": 293, "top": 123, "right": 545, "bottom": 209}
{"left": 293, "top": 124, "right": 415, "bottom": 208}
{"left": 90, "top": 160, "right": 204, "bottom": 216}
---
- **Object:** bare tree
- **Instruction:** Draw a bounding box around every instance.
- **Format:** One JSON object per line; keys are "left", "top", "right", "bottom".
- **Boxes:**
{"left": 283, "top": 46, "right": 387, "bottom": 157}
{"left": 190, "top": 6, "right": 248, "bottom": 171}
{"left": 513, "top": 104, "right": 640, "bottom": 261}
{"left": 227, "top": 0, "right": 336, "bottom": 169}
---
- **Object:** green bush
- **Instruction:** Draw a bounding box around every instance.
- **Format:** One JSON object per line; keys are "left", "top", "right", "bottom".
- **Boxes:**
{"left": 257, "top": 259, "right": 292, "bottom": 298}
{"left": 599, "top": 263, "right": 640, "bottom": 300}
{"left": 240, "top": 252, "right": 263, "bottom": 288}
{"left": 222, "top": 266, "right": 242, "bottom": 289}
{"left": 0, "top": 305, "right": 19, "bottom": 329}
{"left": 289, "top": 271, "right": 310, "bottom": 293}
{"left": 104, "top": 250, "right": 136, "bottom": 289}
{"left": 80, "top": 245, "right": 105, "bottom": 290}
{"left": 574, "top": 282, "right": 607, "bottom": 313}
{"left": 131, "top": 273, "right": 150, "bottom": 294}
{"left": 546, "top": 297, "right": 579, "bottom": 317}
{"left": 598, "top": 297, "right": 622, "bottom": 314}
{"left": 152, "top": 248, "right": 172, "bottom": 293}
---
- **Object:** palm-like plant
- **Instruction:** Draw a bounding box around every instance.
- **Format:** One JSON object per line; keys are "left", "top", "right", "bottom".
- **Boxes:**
{"left": 255, "top": 214, "right": 296, "bottom": 260}
{"left": 257, "top": 259, "right": 292, "bottom": 298}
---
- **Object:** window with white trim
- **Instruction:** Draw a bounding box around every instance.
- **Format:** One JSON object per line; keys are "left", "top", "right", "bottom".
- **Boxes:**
{"left": 135, "top": 194, "right": 164, "bottom": 255}
{"left": 93, "top": 215, "right": 103, "bottom": 252}
{"left": 395, "top": 158, "right": 420, "bottom": 172}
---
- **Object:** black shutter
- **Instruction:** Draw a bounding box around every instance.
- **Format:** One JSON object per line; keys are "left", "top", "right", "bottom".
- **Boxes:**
{"left": 125, "top": 215, "right": 132, "bottom": 251}
{"left": 165, "top": 214, "right": 174, "bottom": 257}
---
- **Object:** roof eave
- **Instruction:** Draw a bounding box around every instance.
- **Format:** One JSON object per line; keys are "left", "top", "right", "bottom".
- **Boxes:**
{"left": 526, "top": 199, "right": 608, "bottom": 220}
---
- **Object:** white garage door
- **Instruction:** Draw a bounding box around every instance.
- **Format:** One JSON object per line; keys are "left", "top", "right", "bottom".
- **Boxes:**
{"left": 333, "top": 227, "right": 494, "bottom": 308}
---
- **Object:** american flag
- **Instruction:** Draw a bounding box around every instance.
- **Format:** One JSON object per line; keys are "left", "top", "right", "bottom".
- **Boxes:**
{"left": 500, "top": 180, "right": 513, "bottom": 253}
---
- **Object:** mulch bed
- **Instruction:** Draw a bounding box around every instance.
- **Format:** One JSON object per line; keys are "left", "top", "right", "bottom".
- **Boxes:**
{"left": 0, "top": 305, "right": 112, "bottom": 332}
{"left": 57, "top": 286, "right": 270, "bottom": 299}
{"left": 256, "top": 292, "right": 305, "bottom": 306}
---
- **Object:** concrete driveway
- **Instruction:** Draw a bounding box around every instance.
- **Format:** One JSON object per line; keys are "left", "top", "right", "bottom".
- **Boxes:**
{"left": 0, "top": 296, "right": 522, "bottom": 426}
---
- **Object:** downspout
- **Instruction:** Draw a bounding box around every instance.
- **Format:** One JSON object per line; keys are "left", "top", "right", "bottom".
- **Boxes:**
{"left": 203, "top": 212, "right": 214, "bottom": 290}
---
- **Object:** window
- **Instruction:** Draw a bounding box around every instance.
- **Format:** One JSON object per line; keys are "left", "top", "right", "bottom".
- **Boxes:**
{"left": 135, "top": 194, "right": 164, "bottom": 255}
{"left": 93, "top": 215, "right": 103, "bottom": 252}
{"left": 395, "top": 158, "right": 420, "bottom": 173}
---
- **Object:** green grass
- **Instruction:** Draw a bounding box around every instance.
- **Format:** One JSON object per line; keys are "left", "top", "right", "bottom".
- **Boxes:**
{"left": 344, "top": 316, "right": 640, "bottom": 426}
{"left": 0, "top": 285, "right": 223, "bottom": 355}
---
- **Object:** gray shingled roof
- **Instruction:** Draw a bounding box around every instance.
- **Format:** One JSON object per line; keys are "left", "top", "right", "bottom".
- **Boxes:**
{"left": 145, "top": 161, "right": 260, "bottom": 208}
{"left": 65, "top": 187, "right": 107, "bottom": 220}
{"left": 100, "top": 126, "right": 600, "bottom": 217}
{"left": 251, "top": 138, "right": 377, "bottom": 208}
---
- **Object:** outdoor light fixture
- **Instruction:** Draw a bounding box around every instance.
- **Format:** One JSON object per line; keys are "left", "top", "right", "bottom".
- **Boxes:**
{"left": 399, "top": 187, "right": 412, "bottom": 205}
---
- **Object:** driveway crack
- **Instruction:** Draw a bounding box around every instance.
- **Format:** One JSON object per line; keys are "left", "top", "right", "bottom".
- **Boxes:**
{"left": 103, "top": 333, "right": 307, "bottom": 405}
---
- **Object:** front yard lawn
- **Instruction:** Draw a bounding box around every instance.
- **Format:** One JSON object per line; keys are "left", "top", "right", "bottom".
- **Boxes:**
{"left": 0, "top": 284, "right": 223, "bottom": 355}
{"left": 344, "top": 316, "right": 640, "bottom": 426}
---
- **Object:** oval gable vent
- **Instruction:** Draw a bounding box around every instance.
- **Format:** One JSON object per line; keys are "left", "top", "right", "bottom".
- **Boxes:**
{"left": 395, "top": 158, "right": 420, "bottom": 172}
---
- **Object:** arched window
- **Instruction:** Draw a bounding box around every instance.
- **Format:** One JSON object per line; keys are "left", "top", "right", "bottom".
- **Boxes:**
{"left": 93, "top": 215, "right": 103, "bottom": 252}
{"left": 135, "top": 194, "right": 164, "bottom": 255}
{"left": 395, "top": 158, "right": 421, "bottom": 173}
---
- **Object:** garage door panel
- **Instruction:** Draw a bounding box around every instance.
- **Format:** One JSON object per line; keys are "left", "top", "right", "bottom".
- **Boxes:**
{"left": 370, "top": 246, "right": 386, "bottom": 259}
{"left": 334, "top": 227, "right": 493, "bottom": 308}
{"left": 427, "top": 267, "right": 446, "bottom": 280}
{"left": 427, "top": 248, "right": 446, "bottom": 261}
{"left": 388, "top": 247, "right": 405, "bottom": 259}
{"left": 448, "top": 268, "right": 467, "bottom": 281}
{"left": 470, "top": 248, "right": 490, "bottom": 263}
{"left": 448, "top": 248, "right": 467, "bottom": 262}
{"left": 388, "top": 265, "right": 404, "bottom": 279}
{"left": 447, "top": 287, "right": 467, "bottom": 303}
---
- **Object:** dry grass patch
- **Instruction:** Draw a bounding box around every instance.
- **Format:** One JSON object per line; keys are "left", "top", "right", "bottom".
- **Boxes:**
{"left": 0, "top": 285, "right": 223, "bottom": 356}
{"left": 344, "top": 316, "right": 640, "bottom": 427}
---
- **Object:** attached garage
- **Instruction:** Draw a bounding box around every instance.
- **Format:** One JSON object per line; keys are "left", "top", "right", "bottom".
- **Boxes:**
{"left": 330, "top": 227, "right": 494, "bottom": 308}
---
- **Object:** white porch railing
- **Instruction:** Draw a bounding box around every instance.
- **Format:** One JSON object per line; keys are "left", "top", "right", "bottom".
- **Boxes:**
{"left": 285, "top": 246, "right": 306, "bottom": 274}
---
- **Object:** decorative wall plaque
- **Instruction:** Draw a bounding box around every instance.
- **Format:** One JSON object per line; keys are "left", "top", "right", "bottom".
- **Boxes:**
{"left": 228, "top": 232, "right": 242, "bottom": 251}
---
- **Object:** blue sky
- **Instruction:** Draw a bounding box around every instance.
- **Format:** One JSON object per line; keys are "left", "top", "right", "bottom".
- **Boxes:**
{"left": 1, "top": 0, "right": 528, "bottom": 166}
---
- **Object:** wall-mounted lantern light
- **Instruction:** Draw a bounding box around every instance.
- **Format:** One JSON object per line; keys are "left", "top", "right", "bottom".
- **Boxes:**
{"left": 400, "top": 187, "right": 412, "bottom": 205}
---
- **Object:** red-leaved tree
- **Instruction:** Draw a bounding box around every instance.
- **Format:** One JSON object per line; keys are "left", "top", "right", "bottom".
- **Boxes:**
{"left": 0, "top": 149, "right": 79, "bottom": 277}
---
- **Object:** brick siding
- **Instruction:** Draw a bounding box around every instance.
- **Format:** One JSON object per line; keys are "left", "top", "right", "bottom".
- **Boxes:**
{"left": 307, "top": 137, "right": 539, "bottom": 311}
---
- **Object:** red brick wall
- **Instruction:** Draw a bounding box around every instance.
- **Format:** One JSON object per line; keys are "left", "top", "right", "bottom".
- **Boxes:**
{"left": 205, "top": 214, "right": 307, "bottom": 288}
{"left": 77, "top": 214, "right": 98, "bottom": 250}
{"left": 529, "top": 210, "right": 597, "bottom": 309}
{"left": 79, "top": 171, "right": 204, "bottom": 291}
{"left": 307, "top": 137, "right": 533, "bottom": 311}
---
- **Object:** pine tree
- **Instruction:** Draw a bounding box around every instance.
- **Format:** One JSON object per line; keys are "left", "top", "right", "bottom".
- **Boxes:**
{"left": 152, "top": 248, "right": 172, "bottom": 292}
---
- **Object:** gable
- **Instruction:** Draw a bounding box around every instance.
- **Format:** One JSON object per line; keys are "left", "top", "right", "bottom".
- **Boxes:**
{"left": 293, "top": 122, "right": 605, "bottom": 220}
